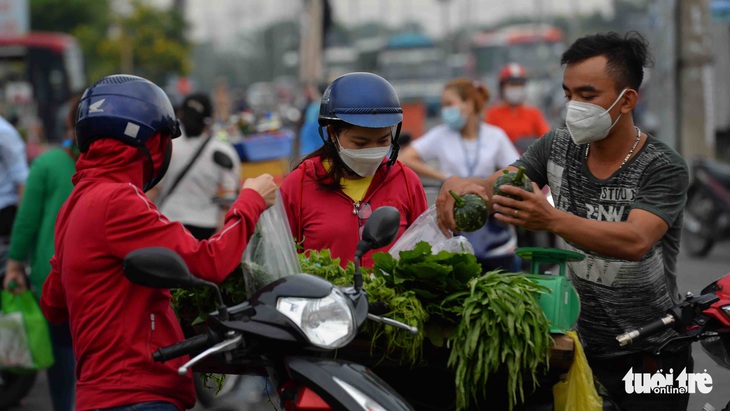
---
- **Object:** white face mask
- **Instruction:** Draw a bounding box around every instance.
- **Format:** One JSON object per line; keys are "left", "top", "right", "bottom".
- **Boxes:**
{"left": 336, "top": 137, "right": 391, "bottom": 177}
{"left": 565, "top": 88, "right": 628, "bottom": 145}
{"left": 503, "top": 86, "right": 527, "bottom": 105}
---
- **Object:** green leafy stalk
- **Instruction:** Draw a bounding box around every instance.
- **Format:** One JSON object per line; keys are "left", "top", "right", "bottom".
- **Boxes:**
{"left": 449, "top": 190, "right": 466, "bottom": 207}
{"left": 513, "top": 166, "right": 527, "bottom": 185}
{"left": 445, "top": 271, "right": 553, "bottom": 411}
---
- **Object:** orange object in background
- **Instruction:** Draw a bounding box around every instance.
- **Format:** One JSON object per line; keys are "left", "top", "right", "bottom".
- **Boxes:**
{"left": 401, "top": 102, "right": 426, "bottom": 140}
{"left": 241, "top": 158, "right": 291, "bottom": 186}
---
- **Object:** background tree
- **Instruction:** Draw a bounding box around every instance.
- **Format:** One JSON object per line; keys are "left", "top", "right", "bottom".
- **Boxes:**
{"left": 96, "top": 1, "right": 191, "bottom": 85}
{"left": 29, "top": 0, "right": 112, "bottom": 84}
{"left": 30, "top": 0, "right": 191, "bottom": 85}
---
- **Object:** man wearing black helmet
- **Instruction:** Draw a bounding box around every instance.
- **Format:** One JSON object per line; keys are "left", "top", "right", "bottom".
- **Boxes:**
{"left": 154, "top": 92, "right": 241, "bottom": 240}
{"left": 280, "top": 72, "right": 428, "bottom": 268}
{"left": 39, "top": 75, "right": 277, "bottom": 411}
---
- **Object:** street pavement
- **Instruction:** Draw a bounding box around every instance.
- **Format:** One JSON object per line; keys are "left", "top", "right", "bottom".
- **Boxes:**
{"left": 10, "top": 240, "right": 730, "bottom": 411}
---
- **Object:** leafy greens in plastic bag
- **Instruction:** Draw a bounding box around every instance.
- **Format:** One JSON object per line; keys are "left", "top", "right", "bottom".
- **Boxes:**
{"left": 388, "top": 205, "right": 474, "bottom": 258}
{"left": 241, "top": 189, "right": 301, "bottom": 297}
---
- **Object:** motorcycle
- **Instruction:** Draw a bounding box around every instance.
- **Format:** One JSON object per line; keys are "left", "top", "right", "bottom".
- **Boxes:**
{"left": 122, "top": 206, "right": 416, "bottom": 411}
{"left": 616, "top": 272, "right": 730, "bottom": 411}
{"left": 682, "top": 158, "right": 730, "bottom": 257}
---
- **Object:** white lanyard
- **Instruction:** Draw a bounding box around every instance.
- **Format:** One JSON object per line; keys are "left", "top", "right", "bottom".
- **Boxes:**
{"left": 459, "top": 135, "right": 481, "bottom": 178}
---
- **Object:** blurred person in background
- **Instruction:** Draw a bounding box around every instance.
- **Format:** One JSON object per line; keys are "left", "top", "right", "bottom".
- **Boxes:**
{"left": 485, "top": 63, "right": 551, "bottom": 155}
{"left": 297, "top": 83, "right": 326, "bottom": 157}
{"left": 400, "top": 78, "right": 521, "bottom": 272}
{"left": 2, "top": 93, "right": 83, "bottom": 411}
{"left": 153, "top": 92, "right": 242, "bottom": 240}
{"left": 280, "top": 72, "right": 428, "bottom": 269}
{"left": 0, "top": 113, "right": 28, "bottom": 259}
{"left": 486, "top": 63, "right": 557, "bottom": 257}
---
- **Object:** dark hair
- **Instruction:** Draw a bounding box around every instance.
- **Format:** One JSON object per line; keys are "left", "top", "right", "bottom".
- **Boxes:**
{"left": 560, "top": 31, "right": 654, "bottom": 91}
{"left": 180, "top": 92, "right": 212, "bottom": 137}
{"left": 444, "top": 78, "right": 490, "bottom": 113}
{"left": 295, "top": 121, "right": 354, "bottom": 191}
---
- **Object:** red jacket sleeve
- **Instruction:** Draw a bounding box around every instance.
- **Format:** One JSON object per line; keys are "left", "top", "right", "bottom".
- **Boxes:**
{"left": 104, "top": 183, "right": 266, "bottom": 284}
{"left": 40, "top": 254, "right": 68, "bottom": 324}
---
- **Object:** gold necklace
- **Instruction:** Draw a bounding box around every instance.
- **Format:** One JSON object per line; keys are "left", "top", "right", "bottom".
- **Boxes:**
{"left": 585, "top": 127, "right": 642, "bottom": 169}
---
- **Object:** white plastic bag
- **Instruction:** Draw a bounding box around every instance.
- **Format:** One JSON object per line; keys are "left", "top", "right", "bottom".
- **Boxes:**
{"left": 0, "top": 311, "right": 33, "bottom": 369}
{"left": 241, "top": 190, "right": 302, "bottom": 297}
{"left": 388, "top": 205, "right": 474, "bottom": 258}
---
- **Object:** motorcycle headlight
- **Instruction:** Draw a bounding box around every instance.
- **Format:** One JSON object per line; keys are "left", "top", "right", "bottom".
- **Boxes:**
{"left": 277, "top": 288, "right": 355, "bottom": 349}
{"left": 722, "top": 304, "right": 730, "bottom": 319}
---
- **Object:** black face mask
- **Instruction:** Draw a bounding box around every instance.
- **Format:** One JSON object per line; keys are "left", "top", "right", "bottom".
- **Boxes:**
{"left": 140, "top": 139, "right": 173, "bottom": 192}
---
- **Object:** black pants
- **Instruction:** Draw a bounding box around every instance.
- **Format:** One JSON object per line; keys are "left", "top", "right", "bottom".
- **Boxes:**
{"left": 587, "top": 346, "right": 693, "bottom": 411}
{"left": 0, "top": 205, "right": 17, "bottom": 239}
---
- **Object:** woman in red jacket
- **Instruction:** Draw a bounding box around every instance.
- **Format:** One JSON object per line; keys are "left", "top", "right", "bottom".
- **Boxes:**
{"left": 40, "top": 75, "right": 276, "bottom": 411}
{"left": 280, "top": 72, "right": 428, "bottom": 268}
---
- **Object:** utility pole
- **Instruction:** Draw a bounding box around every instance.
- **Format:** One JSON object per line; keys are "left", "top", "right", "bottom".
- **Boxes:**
{"left": 299, "top": 0, "right": 324, "bottom": 88}
{"left": 677, "top": 0, "right": 715, "bottom": 160}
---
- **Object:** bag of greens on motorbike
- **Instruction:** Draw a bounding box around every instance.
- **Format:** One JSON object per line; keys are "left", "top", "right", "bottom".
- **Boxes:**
{"left": 241, "top": 189, "right": 301, "bottom": 297}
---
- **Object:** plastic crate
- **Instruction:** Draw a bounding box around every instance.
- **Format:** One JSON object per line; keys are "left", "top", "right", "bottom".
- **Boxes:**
{"left": 233, "top": 130, "right": 293, "bottom": 162}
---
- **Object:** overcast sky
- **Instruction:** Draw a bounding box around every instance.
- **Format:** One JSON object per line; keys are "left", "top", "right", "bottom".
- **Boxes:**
{"left": 186, "top": 0, "right": 614, "bottom": 44}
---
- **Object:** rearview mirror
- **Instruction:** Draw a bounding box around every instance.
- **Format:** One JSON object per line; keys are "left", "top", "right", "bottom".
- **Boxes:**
{"left": 353, "top": 206, "right": 401, "bottom": 291}
{"left": 124, "top": 247, "right": 230, "bottom": 321}
{"left": 123, "top": 247, "right": 204, "bottom": 289}
{"left": 359, "top": 206, "right": 401, "bottom": 254}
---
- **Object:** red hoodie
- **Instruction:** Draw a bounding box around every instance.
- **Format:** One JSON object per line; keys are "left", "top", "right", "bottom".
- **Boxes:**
{"left": 40, "top": 137, "right": 266, "bottom": 411}
{"left": 280, "top": 157, "right": 428, "bottom": 268}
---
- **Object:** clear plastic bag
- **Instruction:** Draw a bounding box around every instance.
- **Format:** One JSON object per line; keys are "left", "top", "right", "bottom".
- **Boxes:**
{"left": 241, "top": 190, "right": 302, "bottom": 297}
{"left": 1, "top": 289, "right": 54, "bottom": 370}
{"left": 0, "top": 311, "right": 32, "bottom": 369}
{"left": 388, "top": 205, "right": 474, "bottom": 258}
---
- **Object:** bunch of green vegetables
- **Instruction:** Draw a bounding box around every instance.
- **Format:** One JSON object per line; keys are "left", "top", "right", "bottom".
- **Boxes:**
{"left": 170, "top": 268, "right": 247, "bottom": 325}
{"left": 169, "top": 243, "right": 553, "bottom": 411}
{"left": 370, "top": 241, "right": 483, "bottom": 349}
{"left": 298, "top": 249, "right": 428, "bottom": 366}
{"left": 445, "top": 272, "right": 552, "bottom": 411}
{"left": 371, "top": 242, "right": 552, "bottom": 411}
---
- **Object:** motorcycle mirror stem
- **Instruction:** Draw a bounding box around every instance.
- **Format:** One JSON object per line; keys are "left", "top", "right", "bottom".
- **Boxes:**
{"left": 353, "top": 206, "right": 402, "bottom": 290}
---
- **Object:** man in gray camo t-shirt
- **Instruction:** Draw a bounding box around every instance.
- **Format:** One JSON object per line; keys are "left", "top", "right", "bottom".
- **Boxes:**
{"left": 437, "top": 32, "right": 690, "bottom": 410}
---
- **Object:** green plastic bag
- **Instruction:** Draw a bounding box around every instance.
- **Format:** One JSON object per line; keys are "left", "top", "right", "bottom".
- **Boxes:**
{"left": 0, "top": 290, "right": 55, "bottom": 370}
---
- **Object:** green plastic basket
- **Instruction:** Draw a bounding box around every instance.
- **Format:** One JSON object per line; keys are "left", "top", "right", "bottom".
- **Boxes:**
{"left": 515, "top": 247, "right": 584, "bottom": 334}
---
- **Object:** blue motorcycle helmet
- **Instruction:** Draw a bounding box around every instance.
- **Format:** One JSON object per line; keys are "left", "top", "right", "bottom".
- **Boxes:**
{"left": 76, "top": 74, "right": 182, "bottom": 191}
{"left": 318, "top": 72, "right": 403, "bottom": 165}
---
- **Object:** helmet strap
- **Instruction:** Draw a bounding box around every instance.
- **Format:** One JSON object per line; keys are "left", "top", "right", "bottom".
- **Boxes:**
{"left": 387, "top": 123, "right": 402, "bottom": 166}
{"left": 318, "top": 125, "right": 327, "bottom": 144}
{"left": 139, "top": 145, "right": 156, "bottom": 192}
{"left": 318, "top": 124, "right": 337, "bottom": 148}
{"left": 139, "top": 141, "right": 172, "bottom": 192}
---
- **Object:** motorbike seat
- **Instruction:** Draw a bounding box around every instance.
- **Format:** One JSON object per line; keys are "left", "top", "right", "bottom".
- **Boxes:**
{"left": 698, "top": 159, "right": 730, "bottom": 186}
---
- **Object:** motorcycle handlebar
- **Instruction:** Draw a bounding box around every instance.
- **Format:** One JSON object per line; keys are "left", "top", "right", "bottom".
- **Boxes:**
{"left": 153, "top": 332, "right": 217, "bottom": 363}
{"left": 616, "top": 314, "right": 676, "bottom": 347}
